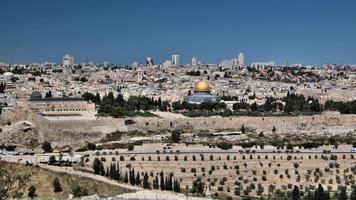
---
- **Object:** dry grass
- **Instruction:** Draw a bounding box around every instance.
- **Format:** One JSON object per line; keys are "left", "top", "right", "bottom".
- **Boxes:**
{"left": 1, "top": 161, "right": 130, "bottom": 199}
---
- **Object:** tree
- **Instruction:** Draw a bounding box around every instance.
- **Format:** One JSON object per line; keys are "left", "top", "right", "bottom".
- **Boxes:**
{"left": 240, "top": 125, "right": 246, "bottom": 134}
{"left": 42, "top": 141, "right": 52, "bottom": 153}
{"left": 111, "top": 106, "right": 127, "bottom": 117}
{"left": 160, "top": 171, "right": 165, "bottom": 190}
{"left": 351, "top": 187, "right": 356, "bottom": 200}
{"left": 153, "top": 175, "right": 159, "bottom": 189}
{"left": 72, "top": 185, "right": 88, "bottom": 197}
{"left": 0, "top": 82, "right": 6, "bottom": 93}
{"left": 191, "top": 177, "right": 205, "bottom": 196}
{"left": 123, "top": 172, "right": 128, "bottom": 183}
{"left": 338, "top": 187, "right": 347, "bottom": 200}
{"left": 52, "top": 177, "right": 62, "bottom": 193}
{"left": 173, "top": 179, "right": 180, "bottom": 192}
{"left": 127, "top": 144, "right": 134, "bottom": 151}
{"left": 172, "top": 101, "right": 183, "bottom": 111}
{"left": 95, "top": 92, "right": 101, "bottom": 105}
{"left": 135, "top": 172, "right": 141, "bottom": 186}
{"left": 87, "top": 143, "right": 96, "bottom": 151}
{"left": 217, "top": 141, "right": 232, "bottom": 150}
{"left": 28, "top": 185, "right": 37, "bottom": 199}
{"left": 292, "top": 185, "right": 300, "bottom": 200}
{"left": 0, "top": 163, "right": 31, "bottom": 199}
{"left": 45, "top": 91, "right": 52, "bottom": 98}
{"left": 92, "top": 158, "right": 104, "bottom": 175}
{"left": 171, "top": 129, "right": 181, "bottom": 143}
{"left": 48, "top": 155, "right": 56, "bottom": 165}
{"left": 143, "top": 172, "right": 149, "bottom": 189}
{"left": 314, "top": 184, "right": 325, "bottom": 200}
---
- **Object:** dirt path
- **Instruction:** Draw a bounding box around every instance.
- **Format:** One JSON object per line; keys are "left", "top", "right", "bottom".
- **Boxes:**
{"left": 1, "top": 157, "right": 211, "bottom": 199}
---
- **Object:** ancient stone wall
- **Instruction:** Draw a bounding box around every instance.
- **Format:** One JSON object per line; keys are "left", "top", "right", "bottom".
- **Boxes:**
{"left": 6, "top": 110, "right": 356, "bottom": 147}
{"left": 128, "top": 112, "right": 356, "bottom": 132}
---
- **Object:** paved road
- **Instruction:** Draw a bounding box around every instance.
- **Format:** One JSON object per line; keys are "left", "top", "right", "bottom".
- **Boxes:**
{"left": 86, "top": 150, "right": 356, "bottom": 156}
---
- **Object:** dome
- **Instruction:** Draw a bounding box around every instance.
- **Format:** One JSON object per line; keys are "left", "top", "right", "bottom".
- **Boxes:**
{"left": 30, "top": 91, "right": 42, "bottom": 99}
{"left": 194, "top": 81, "right": 210, "bottom": 92}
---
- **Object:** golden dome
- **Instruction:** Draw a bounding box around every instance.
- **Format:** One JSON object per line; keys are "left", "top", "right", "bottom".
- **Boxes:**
{"left": 194, "top": 81, "right": 210, "bottom": 92}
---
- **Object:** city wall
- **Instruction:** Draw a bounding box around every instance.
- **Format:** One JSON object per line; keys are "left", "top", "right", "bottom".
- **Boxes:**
{"left": 128, "top": 112, "right": 352, "bottom": 132}
{"left": 2, "top": 109, "right": 356, "bottom": 146}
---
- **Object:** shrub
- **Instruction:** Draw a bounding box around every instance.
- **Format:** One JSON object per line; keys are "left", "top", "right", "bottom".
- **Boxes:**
{"left": 217, "top": 142, "right": 232, "bottom": 150}
{"left": 262, "top": 176, "right": 267, "bottom": 181}
{"left": 72, "top": 185, "right": 88, "bottom": 197}
{"left": 127, "top": 144, "right": 134, "bottom": 151}
{"left": 28, "top": 185, "right": 37, "bottom": 199}
{"left": 92, "top": 158, "right": 104, "bottom": 175}
{"left": 42, "top": 141, "right": 53, "bottom": 153}
{"left": 87, "top": 143, "right": 96, "bottom": 151}
{"left": 49, "top": 155, "right": 56, "bottom": 165}
{"left": 171, "top": 129, "right": 182, "bottom": 143}
{"left": 53, "top": 177, "right": 62, "bottom": 193}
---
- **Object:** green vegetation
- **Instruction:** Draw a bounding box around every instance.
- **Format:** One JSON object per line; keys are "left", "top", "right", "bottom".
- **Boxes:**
{"left": 92, "top": 158, "right": 105, "bottom": 175}
{"left": 52, "top": 177, "right": 62, "bottom": 193}
{"left": 27, "top": 185, "right": 37, "bottom": 199}
{"left": 180, "top": 93, "right": 324, "bottom": 117}
{"left": 42, "top": 141, "right": 52, "bottom": 153}
{"left": 171, "top": 129, "right": 182, "bottom": 143}
{"left": 191, "top": 177, "right": 205, "bottom": 196}
{"left": 88, "top": 92, "right": 166, "bottom": 117}
{"left": 0, "top": 163, "right": 31, "bottom": 199}
{"left": 186, "top": 70, "right": 201, "bottom": 76}
{"left": 325, "top": 100, "right": 356, "bottom": 114}
{"left": 71, "top": 185, "right": 88, "bottom": 198}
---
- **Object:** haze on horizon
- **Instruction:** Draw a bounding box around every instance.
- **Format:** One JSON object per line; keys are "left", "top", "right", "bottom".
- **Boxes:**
{"left": 0, "top": 0, "right": 355, "bottom": 66}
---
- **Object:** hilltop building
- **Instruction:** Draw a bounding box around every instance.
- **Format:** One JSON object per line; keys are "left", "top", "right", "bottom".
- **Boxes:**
{"left": 184, "top": 81, "right": 221, "bottom": 104}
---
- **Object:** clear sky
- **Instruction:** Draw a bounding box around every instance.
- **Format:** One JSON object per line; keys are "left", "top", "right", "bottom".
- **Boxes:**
{"left": 0, "top": 0, "right": 355, "bottom": 65}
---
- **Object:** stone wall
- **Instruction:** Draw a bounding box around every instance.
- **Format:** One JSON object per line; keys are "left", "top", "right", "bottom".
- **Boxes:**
{"left": 128, "top": 112, "right": 356, "bottom": 132}
{"left": 4, "top": 108, "right": 356, "bottom": 147}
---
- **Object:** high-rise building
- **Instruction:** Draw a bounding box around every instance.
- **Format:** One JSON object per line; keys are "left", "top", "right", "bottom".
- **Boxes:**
{"left": 146, "top": 57, "right": 153, "bottom": 67}
{"left": 63, "top": 54, "right": 74, "bottom": 67}
{"left": 192, "top": 57, "right": 197, "bottom": 66}
{"left": 172, "top": 55, "right": 180, "bottom": 66}
{"left": 238, "top": 52, "right": 245, "bottom": 65}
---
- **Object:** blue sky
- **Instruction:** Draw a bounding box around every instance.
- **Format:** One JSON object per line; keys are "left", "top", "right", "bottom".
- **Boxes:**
{"left": 0, "top": 0, "right": 355, "bottom": 65}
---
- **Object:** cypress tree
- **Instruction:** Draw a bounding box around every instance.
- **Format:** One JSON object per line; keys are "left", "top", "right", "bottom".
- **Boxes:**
{"left": 105, "top": 167, "right": 109, "bottom": 177}
{"left": 131, "top": 168, "right": 136, "bottom": 185}
{"left": 143, "top": 172, "right": 149, "bottom": 189}
{"left": 351, "top": 187, "right": 356, "bottom": 200}
{"left": 135, "top": 172, "right": 141, "bottom": 186}
{"left": 292, "top": 185, "right": 300, "bottom": 200}
{"left": 124, "top": 171, "right": 128, "bottom": 183}
{"left": 160, "top": 171, "right": 165, "bottom": 190}
{"left": 314, "top": 184, "right": 325, "bottom": 200}
{"left": 338, "top": 187, "right": 347, "bottom": 200}
{"left": 113, "top": 163, "right": 120, "bottom": 181}
{"left": 165, "top": 176, "right": 169, "bottom": 190}
{"left": 153, "top": 175, "right": 159, "bottom": 189}
{"left": 52, "top": 177, "right": 62, "bottom": 193}
{"left": 173, "top": 179, "right": 181, "bottom": 192}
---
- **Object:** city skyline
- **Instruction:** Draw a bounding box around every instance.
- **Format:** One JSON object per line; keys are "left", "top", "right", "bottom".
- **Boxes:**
{"left": 0, "top": 0, "right": 356, "bottom": 65}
